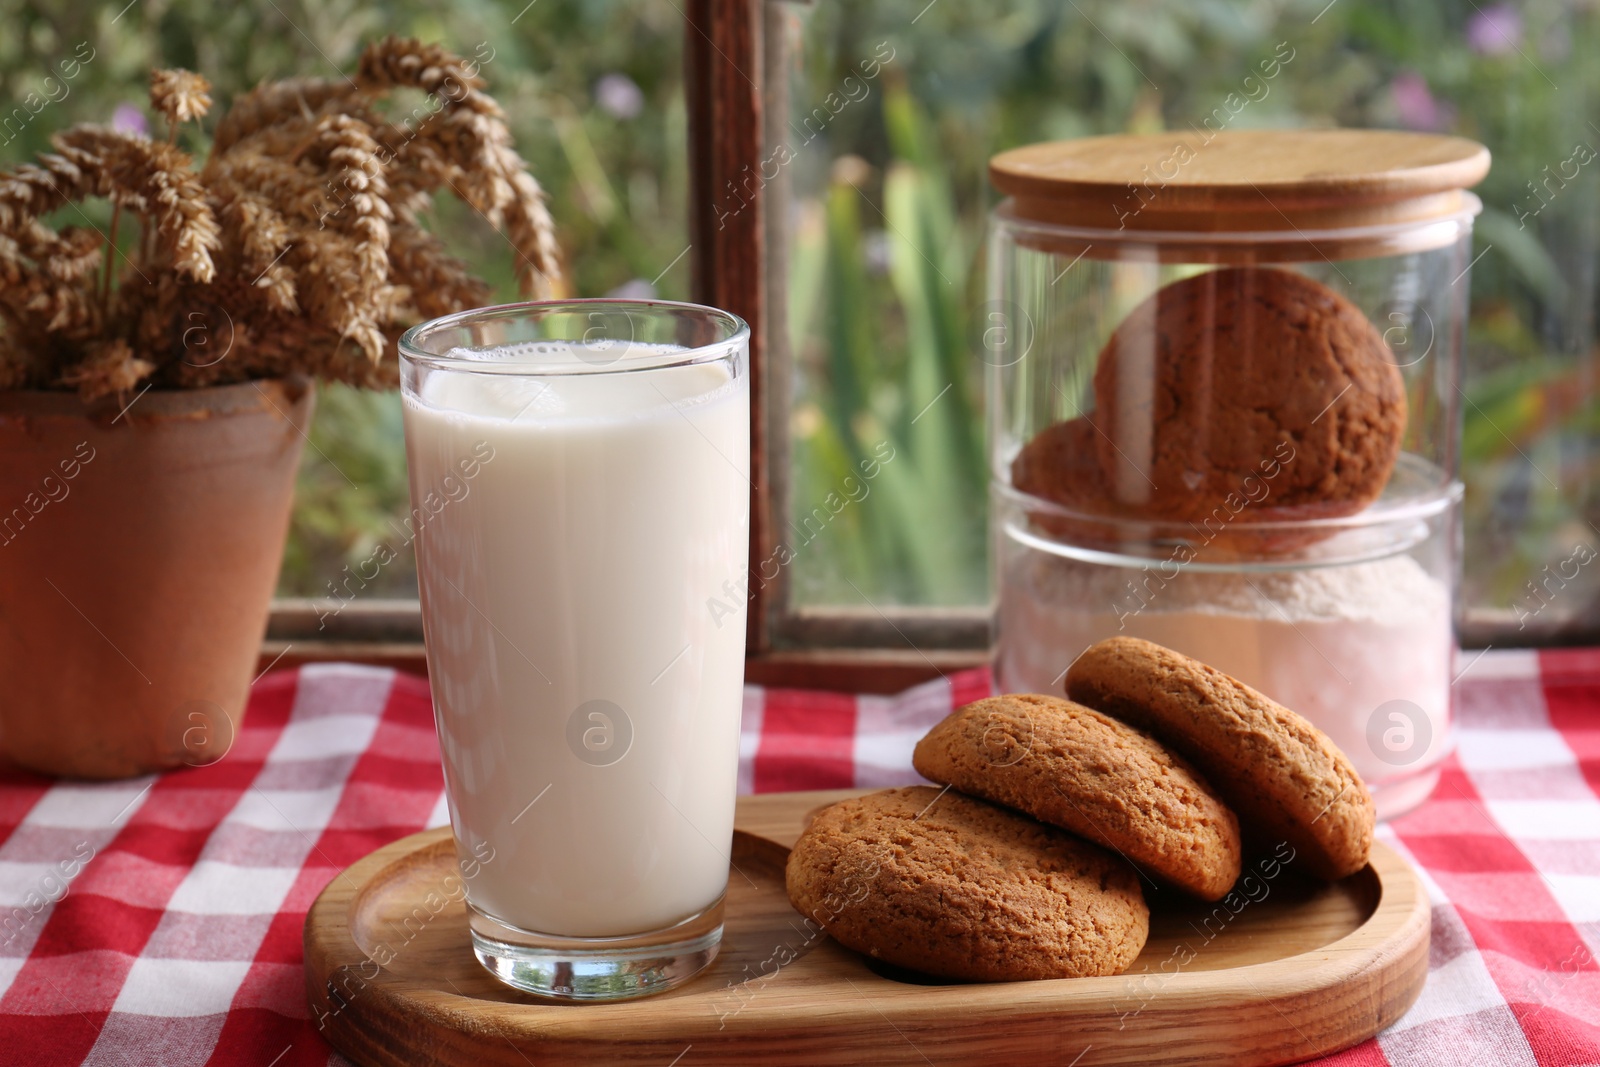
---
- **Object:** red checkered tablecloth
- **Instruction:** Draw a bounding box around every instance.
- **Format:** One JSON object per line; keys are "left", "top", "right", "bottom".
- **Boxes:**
{"left": 0, "top": 651, "right": 1596, "bottom": 1065}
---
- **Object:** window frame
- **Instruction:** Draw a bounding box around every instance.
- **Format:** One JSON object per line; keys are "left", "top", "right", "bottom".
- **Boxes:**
{"left": 685, "top": 0, "right": 988, "bottom": 682}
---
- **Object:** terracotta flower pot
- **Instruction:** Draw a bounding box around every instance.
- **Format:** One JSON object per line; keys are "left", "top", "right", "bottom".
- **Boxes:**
{"left": 0, "top": 378, "right": 313, "bottom": 779}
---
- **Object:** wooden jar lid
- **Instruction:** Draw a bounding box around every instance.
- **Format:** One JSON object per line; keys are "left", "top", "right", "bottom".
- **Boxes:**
{"left": 990, "top": 129, "right": 1489, "bottom": 237}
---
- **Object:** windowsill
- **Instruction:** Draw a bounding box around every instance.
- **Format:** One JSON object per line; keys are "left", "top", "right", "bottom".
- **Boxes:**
{"left": 261, "top": 632, "right": 986, "bottom": 697}
{"left": 267, "top": 598, "right": 1527, "bottom": 695}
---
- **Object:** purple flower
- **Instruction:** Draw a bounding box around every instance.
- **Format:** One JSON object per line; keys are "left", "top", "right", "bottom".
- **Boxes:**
{"left": 111, "top": 103, "right": 149, "bottom": 138}
{"left": 1467, "top": 3, "right": 1522, "bottom": 56}
{"left": 1391, "top": 72, "right": 1443, "bottom": 131}
{"left": 594, "top": 73, "right": 643, "bottom": 120}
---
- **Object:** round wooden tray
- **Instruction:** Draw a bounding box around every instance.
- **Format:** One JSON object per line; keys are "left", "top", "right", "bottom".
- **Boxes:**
{"left": 305, "top": 789, "right": 1429, "bottom": 1066}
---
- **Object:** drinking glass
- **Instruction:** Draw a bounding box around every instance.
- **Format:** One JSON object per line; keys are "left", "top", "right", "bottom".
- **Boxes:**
{"left": 399, "top": 300, "right": 750, "bottom": 1000}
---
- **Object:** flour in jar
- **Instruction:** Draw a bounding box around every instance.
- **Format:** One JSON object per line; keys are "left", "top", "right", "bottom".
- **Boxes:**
{"left": 997, "top": 551, "right": 1453, "bottom": 819}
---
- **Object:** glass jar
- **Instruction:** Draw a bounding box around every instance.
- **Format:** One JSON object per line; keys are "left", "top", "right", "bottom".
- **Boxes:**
{"left": 986, "top": 130, "right": 1489, "bottom": 820}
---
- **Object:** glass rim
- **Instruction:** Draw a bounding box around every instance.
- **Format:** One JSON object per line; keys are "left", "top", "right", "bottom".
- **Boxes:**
{"left": 397, "top": 298, "right": 750, "bottom": 376}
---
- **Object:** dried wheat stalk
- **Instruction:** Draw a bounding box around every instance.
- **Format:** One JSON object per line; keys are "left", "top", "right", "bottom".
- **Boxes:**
{"left": 359, "top": 36, "right": 560, "bottom": 297}
{"left": 150, "top": 69, "right": 213, "bottom": 126}
{"left": 0, "top": 40, "right": 563, "bottom": 399}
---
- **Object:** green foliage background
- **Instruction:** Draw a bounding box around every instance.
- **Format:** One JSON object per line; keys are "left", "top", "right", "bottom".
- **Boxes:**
{"left": 2, "top": 0, "right": 1595, "bottom": 636}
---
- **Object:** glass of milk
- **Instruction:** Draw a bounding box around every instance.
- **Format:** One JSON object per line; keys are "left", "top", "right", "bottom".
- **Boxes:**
{"left": 398, "top": 300, "right": 750, "bottom": 1000}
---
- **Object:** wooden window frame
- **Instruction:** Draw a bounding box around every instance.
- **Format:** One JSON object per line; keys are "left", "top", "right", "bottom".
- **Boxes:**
{"left": 684, "top": 0, "right": 987, "bottom": 687}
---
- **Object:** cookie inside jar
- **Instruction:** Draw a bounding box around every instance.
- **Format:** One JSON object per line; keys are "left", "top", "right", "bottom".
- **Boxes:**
{"left": 1085, "top": 265, "right": 1407, "bottom": 550}
{"left": 986, "top": 129, "right": 1488, "bottom": 820}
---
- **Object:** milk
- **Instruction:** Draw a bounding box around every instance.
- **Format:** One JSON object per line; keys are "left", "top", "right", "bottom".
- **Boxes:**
{"left": 403, "top": 342, "right": 749, "bottom": 938}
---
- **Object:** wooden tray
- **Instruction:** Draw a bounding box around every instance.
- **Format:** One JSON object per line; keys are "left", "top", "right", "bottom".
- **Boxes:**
{"left": 305, "top": 789, "right": 1429, "bottom": 1066}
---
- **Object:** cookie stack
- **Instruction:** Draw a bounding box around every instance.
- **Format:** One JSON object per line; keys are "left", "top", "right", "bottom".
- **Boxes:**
{"left": 784, "top": 636, "right": 1376, "bottom": 983}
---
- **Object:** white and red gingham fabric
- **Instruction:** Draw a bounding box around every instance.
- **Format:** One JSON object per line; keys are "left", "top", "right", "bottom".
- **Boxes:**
{"left": 0, "top": 651, "right": 1595, "bottom": 1065}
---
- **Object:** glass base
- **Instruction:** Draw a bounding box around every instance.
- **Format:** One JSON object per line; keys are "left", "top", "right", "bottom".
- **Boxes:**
{"left": 468, "top": 894, "right": 725, "bottom": 1001}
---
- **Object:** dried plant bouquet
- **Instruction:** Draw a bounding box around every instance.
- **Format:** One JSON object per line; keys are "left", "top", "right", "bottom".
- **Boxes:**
{"left": 0, "top": 37, "right": 561, "bottom": 399}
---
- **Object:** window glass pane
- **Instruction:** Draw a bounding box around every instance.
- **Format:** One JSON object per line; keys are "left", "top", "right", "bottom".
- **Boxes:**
{"left": 1, "top": 0, "right": 687, "bottom": 604}
{"left": 776, "top": 6, "right": 991, "bottom": 612}
{"left": 775, "top": 0, "right": 1600, "bottom": 640}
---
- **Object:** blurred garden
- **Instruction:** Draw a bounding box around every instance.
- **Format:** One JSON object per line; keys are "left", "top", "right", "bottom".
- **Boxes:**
{"left": 2, "top": 0, "right": 1595, "bottom": 639}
